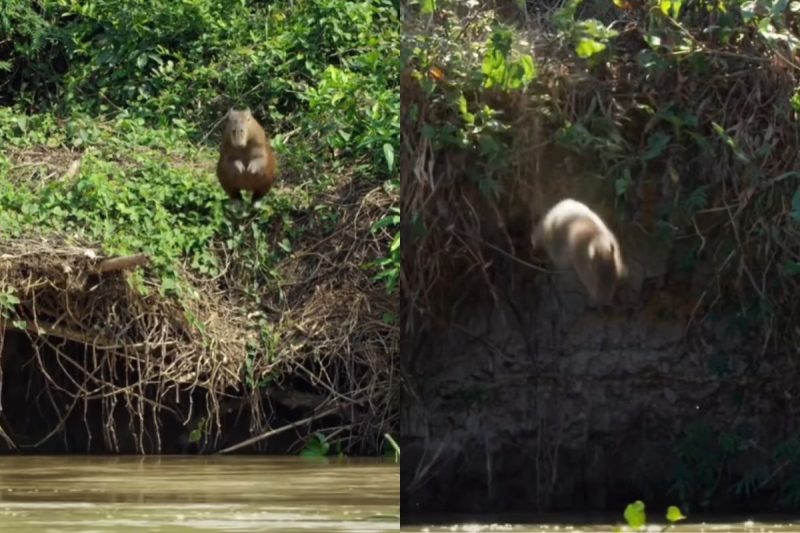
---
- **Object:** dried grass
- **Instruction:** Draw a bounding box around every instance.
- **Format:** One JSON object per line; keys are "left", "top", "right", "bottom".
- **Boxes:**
{"left": 0, "top": 234, "right": 251, "bottom": 452}
{"left": 269, "top": 179, "right": 399, "bottom": 454}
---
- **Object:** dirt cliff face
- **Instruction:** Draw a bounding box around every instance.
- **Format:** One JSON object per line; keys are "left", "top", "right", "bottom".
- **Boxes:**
{"left": 401, "top": 239, "right": 791, "bottom": 516}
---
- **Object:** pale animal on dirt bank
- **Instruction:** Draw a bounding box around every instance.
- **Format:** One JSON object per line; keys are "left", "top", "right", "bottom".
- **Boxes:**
{"left": 532, "top": 198, "right": 626, "bottom": 305}
{"left": 216, "top": 108, "right": 276, "bottom": 201}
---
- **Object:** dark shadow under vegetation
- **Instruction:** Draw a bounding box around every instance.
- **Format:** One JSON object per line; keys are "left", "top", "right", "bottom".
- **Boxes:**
{"left": 401, "top": 0, "right": 800, "bottom": 518}
{"left": 0, "top": 0, "right": 399, "bottom": 458}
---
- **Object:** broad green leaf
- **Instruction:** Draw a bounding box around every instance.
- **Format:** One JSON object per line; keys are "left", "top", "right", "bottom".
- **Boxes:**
{"left": 578, "top": 19, "right": 618, "bottom": 40}
{"left": 666, "top": 505, "right": 687, "bottom": 523}
{"left": 791, "top": 188, "right": 800, "bottom": 222}
{"left": 1, "top": 291, "right": 20, "bottom": 307}
{"left": 660, "top": 0, "right": 681, "bottom": 17}
{"left": 615, "top": 177, "right": 630, "bottom": 197}
{"left": 624, "top": 501, "right": 646, "bottom": 530}
{"left": 614, "top": 168, "right": 633, "bottom": 198}
{"left": 518, "top": 54, "right": 537, "bottom": 84}
{"left": 458, "top": 94, "right": 475, "bottom": 124}
{"left": 785, "top": 261, "right": 800, "bottom": 275}
{"left": 188, "top": 428, "right": 202, "bottom": 443}
{"left": 642, "top": 132, "right": 671, "bottom": 160}
{"left": 300, "top": 432, "right": 330, "bottom": 457}
{"left": 482, "top": 49, "right": 507, "bottom": 88}
{"left": 575, "top": 39, "right": 606, "bottom": 58}
{"left": 383, "top": 143, "right": 395, "bottom": 172}
{"left": 421, "top": 0, "right": 436, "bottom": 14}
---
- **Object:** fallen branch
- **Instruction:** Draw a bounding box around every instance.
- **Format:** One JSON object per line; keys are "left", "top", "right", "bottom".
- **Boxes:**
{"left": 216, "top": 404, "right": 340, "bottom": 454}
{"left": 95, "top": 253, "right": 149, "bottom": 273}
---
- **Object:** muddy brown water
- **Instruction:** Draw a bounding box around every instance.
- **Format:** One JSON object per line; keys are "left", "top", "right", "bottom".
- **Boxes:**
{"left": 401, "top": 515, "right": 800, "bottom": 532}
{"left": 0, "top": 455, "right": 399, "bottom": 532}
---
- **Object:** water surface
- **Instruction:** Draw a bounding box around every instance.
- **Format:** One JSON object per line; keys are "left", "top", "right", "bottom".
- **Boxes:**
{"left": 402, "top": 514, "right": 800, "bottom": 532}
{"left": 0, "top": 455, "right": 399, "bottom": 532}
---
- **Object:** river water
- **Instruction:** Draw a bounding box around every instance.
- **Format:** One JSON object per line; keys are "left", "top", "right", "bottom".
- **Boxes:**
{"left": 0, "top": 456, "right": 399, "bottom": 532}
{"left": 402, "top": 515, "right": 800, "bottom": 532}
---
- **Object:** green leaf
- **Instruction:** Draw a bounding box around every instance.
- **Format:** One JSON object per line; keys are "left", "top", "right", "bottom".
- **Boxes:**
{"left": 660, "top": 0, "right": 682, "bottom": 17}
{"left": 300, "top": 432, "right": 330, "bottom": 457}
{"left": 457, "top": 94, "right": 476, "bottom": 124}
{"left": 553, "top": 0, "right": 583, "bottom": 30}
{"left": 578, "top": 19, "right": 618, "bottom": 40}
{"left": 188, "top": 428, "right": 202, "bottom": 443}
{"left": 383, "top": 143, "right": 395, "bottom": 172}
{"left": 624, "top": 501, "right": 646, "bottom": 530}
{"left": 792, "top": 188, "right": 800, "bottom": 222}
{"left": 712, "top": 122, "right": 749, "bottom": 162}
{"left": 518, "top": 54, "right": 537, "bottom": 84}
{"left": 421, "top": 0, "right": 436, "bottom": 14}
{"left": 786, "top": 261, "right": 800, "bottom": 275}
{"left": 3, "top": 293, "right": 20, "bottom": 306}
{"left": 482, "top": 49, "right": 507, "bottom": 88}
{"left": 575, "top": 38, "right": 606, "bottom": 58}
{"left": 372, "top": 215, "right": 400, "bottom": 231}
{"left": 666, "top": 505, "right": 686, "bottom": 523}
{"left": 615, "top": 169, "right": 632, "bottom": 198}
{"left": 642, "top": 132, "right": 671, "bottom": 160}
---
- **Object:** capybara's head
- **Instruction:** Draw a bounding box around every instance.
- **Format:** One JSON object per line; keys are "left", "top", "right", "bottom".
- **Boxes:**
{"left": 226, "top": 108, "right": 253, "bottom": 147}
{"left": 589, "top": 234, "right": 623, "bottom": 305}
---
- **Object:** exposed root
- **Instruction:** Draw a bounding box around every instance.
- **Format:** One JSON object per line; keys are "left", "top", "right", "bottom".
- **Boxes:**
{"left": 269, "top": 178, "right": 399, "bottom": 454}
{"left": 0, "top": 235, "right": 250, "bottom": 452}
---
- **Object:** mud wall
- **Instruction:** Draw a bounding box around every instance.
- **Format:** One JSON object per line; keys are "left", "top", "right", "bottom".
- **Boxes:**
{"left": 401, "top": 225, "right": 796, "bottom": 516}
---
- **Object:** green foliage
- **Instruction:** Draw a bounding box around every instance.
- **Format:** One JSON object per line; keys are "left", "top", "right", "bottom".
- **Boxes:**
{"left": 2, "top": 0, "right": 399, "bottom": 184}
{"left": 0, "top": 286, "right": 21, "bottom": 319}
{"left": 623, "top": 500, "right": 646, "bottom": 530}
{"left": 300, "top": 432, "right": 331, "bottom": 457}
{"left": 620, "top": 501, "right": 686, "bottom": 531}
{"left": 0, "top": 109, "right": 236, "bottom": 296}
{"left": 552, "top": 0, "right": 618, "bottom": 59}
{"left": 188, "top": 417, "right": 208, "bottom": 444}
{"left": 660, "top": 0, "right": 684, "bottom": 19}
{"left": 404, "top": 3, "right": 532, "bottom": 195}
{"left": 370, "top": 205, "right": 400, "bottom": 293}
{"left": 481, "top": 26, "right": 536, "bottom": 90}
{"left": 0, "top": 0, "right": 400, "bottom": 298}
{"left": 791, "top": 188, "right": 800, "bottom": 222}
{"left": 666, "top": 505, "right": 687, "bottom": 523}
{"left": 668, "top": 421, "right": 800, "bottom": 510}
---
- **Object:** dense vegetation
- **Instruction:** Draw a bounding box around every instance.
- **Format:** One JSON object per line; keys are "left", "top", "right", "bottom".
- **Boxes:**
{"left": 0, "top": 0, "right": 399, "bottom": 455}
{"left": 403, "top": 0, "right": 800, "bottom": 512}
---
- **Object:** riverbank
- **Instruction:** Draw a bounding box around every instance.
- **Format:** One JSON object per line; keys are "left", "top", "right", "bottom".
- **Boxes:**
{"left": 0, "top": 0, "right": 399, "bottom": 456}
